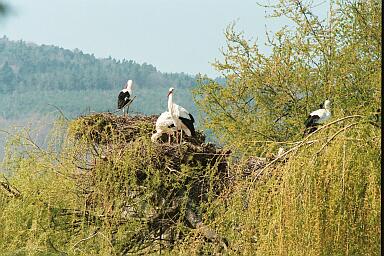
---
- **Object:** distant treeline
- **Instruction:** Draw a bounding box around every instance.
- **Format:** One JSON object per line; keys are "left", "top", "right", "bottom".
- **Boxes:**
{"left": 0, "top": 36, "right": 224, "bottom": 119}
{"left": 0, "top": 36, "right": 197, "bottom": 92}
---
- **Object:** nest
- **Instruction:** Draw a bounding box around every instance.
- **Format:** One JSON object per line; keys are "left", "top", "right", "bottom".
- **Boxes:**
{"left": 63, "top": 113, "right": 286, "bottom": 254}
{"left": 69, "top": 112, "right": 206, "bottom": 145}
{"left": 65, "top": 112, "right": 231, "bottom": 253}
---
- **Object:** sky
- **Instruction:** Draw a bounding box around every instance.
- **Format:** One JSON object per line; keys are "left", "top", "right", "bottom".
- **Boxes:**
{"left": 0, "top": 0, "right": 327, "bottom": 77}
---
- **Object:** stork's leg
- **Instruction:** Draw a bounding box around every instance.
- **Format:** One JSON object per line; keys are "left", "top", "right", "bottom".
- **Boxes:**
{"left": 180, "top": 130, "right": 183, "bottom": 144}
{"left": 176, "top": 131, "right": 180, "bottom": 144}
{"left": 122, "top": 107, "right": 125, "bottom": 116}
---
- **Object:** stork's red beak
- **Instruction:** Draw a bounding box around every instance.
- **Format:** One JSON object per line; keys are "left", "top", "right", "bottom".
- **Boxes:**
{"left": 167, "top": 91, "right": 172, "bottom": 97}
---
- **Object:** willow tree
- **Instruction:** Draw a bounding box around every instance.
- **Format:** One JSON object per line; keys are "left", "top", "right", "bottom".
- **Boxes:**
{"left": 193, "top": 0, "right": 381, "bottom": 154}
{"left": 182, "top": 1, "right": 381, "bottom": 255}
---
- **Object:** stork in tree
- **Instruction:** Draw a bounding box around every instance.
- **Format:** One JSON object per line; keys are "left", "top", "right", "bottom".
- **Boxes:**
{"left": 167, "top": 87, "right": 195, "bottom": 143}
{"left": 117, "top": 80, "right": 134, "bottom": 115}
{"left": 304, "top": 99, "right": 331, "bottom": 135}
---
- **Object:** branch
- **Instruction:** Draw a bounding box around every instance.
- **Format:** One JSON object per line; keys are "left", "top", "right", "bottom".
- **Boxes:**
{"left": 47, "top": 104, "right": 69, "bottom": 121}
{"left": 251, "top": 115, "right": 366, "bottom": 181}
{"left": 0, "top": 175, "right": 22, "bottom": 198}
{"left": 72, "top": 228, "right": 100, "bottom": 251}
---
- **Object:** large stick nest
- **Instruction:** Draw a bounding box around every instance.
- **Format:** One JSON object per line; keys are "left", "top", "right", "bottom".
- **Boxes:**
{"left": 65, "top": 113, "right": 232, "bottom": 253}
{"left": 68, "top": 112, "right": 206, "bottom": 145}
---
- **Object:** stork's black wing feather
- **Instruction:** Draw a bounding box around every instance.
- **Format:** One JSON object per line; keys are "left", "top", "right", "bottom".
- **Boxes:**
{"left": 117, "top": 91, "right": 131, "bottom": 109}
{"left": 188, "top": 113, "right": 195, "bottom": 123}
{"left": 304, "top": 115, "right": 320, "bottom": 128}
{"left": 179, "top": 116, "right": 196, "bottom": 136}
{"left": 303, "top": 126, "right": 318, "bottom": 136}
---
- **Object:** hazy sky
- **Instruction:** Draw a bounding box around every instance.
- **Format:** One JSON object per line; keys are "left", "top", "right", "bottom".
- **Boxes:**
{"left": 0, "top": 0, "right": 326, "bottom": 77}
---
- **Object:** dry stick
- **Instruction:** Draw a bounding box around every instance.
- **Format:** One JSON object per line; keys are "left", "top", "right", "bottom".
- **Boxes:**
{"left": 47, "top": 103, "right": 69, "bottom": 121}
{"left": 315, "top": 122, "right": 359, "bottom": 155}
{"left": 110, "top": 96, "right": 137, "bottom": 114}
{"left": 0, "top": 129, "right": 71, "bottom": 180}
{"left": 0, "top": 175, "right": 22, "bottom": 198}
{"left": 126, "top": 96, "right": 136, "bottom": 115}
{"left": 72, "top": 228, "right": 100, "bottom": 251}
{"left": 251, "top": 115, "right": 365, "bottom": 182}
{"left": 0, "top": 128, "right": 41, "bottom": 150}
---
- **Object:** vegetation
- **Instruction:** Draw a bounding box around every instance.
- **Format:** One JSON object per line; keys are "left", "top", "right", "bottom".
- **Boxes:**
{"left": 0, "top": 0, "right": 381, "bottom": 255}
{"left": 188, "top": 0, "right": 381, "bottom": 254}
{"left": 194, "top": 0, "right": 380, "bottom": 154}
{"left": 0, "top": 36, "right": 198, "bottom": 118}
{"left": 0, "top": 1, "right": 6, "bottom": 17}
{"left": 0, "top": 114, "right": 231, "bottom": 255}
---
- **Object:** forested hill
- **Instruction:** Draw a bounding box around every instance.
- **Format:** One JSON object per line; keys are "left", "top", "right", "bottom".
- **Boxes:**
{"left": 0, "top": 36, "right": 196, "bottom": 91}
{"left": 0, "top": 36, "right": 198, "bottom": 118}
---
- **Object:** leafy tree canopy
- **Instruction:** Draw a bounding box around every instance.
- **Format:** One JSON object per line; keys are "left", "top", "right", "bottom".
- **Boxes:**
{"left": 193, "top": 0, "right": 381, "bottom": 154}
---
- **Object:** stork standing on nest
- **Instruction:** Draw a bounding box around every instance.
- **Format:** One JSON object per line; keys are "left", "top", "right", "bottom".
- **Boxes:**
{"left": 151, "top": 111, "right": 177, "bottom": 143}
{"left": 304, "top": 99, "right": 331, "bottom": 135}
{"left": 167, "top": 87, "right": 195, "bottom": 143}
{"left": 117, "top": 80, "right": 133, "bottom": 115}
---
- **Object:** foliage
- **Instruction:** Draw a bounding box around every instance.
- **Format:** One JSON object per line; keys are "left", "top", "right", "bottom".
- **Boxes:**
{"left": 0, "top": 1, "right": 6, "bottom": 17}
{"left": 193, "top": 0, "right": 381, "bottom": 155}
{"left": 174, "top": 116, "right": 380, "bottom": 255}
{"left": 0, "top": 37, "right": 198, "bottom": 119}
{"left": 185, "top": 0, "right": 381, "bottom": 255}
{"left": 0, "top": 114, "right": 229, "bottom": 255}
{"left": 0, "top": 36, "right": 197, "bottom": 91}
{"left": 0, "top": 88, "right": 196, "bottom": 120}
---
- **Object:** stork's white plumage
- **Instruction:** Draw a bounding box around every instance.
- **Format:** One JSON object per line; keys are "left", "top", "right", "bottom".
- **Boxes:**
{"left": 304, "top": 99, "right": 331, "bottom": 134}
{"left": 151, "top": 111, "right": 177, "bottom": 143}
{"left": 167, "top": 87, "right": 195, "bottom": 143}
{"left": 117, "top": 80, "right": 133, "bottom": 115}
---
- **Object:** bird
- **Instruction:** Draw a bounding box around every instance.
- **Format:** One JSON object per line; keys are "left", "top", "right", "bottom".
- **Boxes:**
{"left": 167, "top": 87, "right": 195, "bottom": 143}
{"left": 151, "top": 111, "right": 177, "bottom": 143}
{"left": 304, "top": 99, "right": 331, "bottom": 134}
{"left": 117, "top": 80, "right": 133, "bottom": 115}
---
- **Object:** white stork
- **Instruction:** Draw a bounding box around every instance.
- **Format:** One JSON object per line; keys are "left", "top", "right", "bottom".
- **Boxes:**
{"left": 304, "top": 99, "right": 331, "bottom": 134}
{"left": 117, "top": 80, "right": 133, "bottom": 115}
{"left": 167, "top": 87, "right": 195, "bottom": 143}
{"left": 151, "top": 111, "right": 177, "bottom": 143}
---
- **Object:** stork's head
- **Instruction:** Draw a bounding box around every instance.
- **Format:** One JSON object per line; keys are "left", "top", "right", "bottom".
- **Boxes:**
{"left": 324, "top": 99, "right": 331, "bottom": 110}
{"left": 168, "top": 87, "right": 174, "bottom": 97}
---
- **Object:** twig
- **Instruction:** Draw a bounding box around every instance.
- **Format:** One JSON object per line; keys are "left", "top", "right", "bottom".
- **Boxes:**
{"left": 315, "top": 122, "right": 359, "bottom": 154}
{"left": 47, "top": 104, "right": 69, "bottom": 121}
{"left": 251, "top": 115, "right": 365, "bottom": 182}
{"left": 71, "top": 228, "right": 100, "bottom": 250}
{"left": 0, "top": 175, "right": 22, "bottom": 198}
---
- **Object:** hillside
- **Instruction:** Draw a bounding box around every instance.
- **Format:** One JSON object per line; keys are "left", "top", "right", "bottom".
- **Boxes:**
{"left": 0, "top": 36, "right": 198, "bottom": 119}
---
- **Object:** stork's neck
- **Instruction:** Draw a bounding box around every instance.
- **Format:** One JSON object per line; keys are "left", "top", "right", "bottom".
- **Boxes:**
{"left": 168, "top": 93, "right": 174, "bottom": 114}
{"left": 324, "top": 102, "right": 331, "bottom": 111}
{"left": 126, "top": 84, "right": 132, "bottom": 94}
